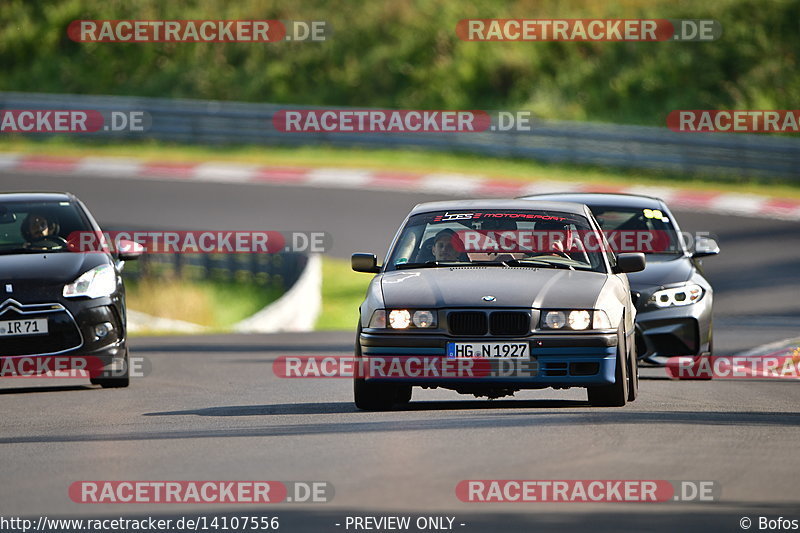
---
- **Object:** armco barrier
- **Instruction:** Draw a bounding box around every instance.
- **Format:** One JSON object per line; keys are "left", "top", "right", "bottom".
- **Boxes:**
{"left": 1, "top": 91, "right": 799, "bottom": 179}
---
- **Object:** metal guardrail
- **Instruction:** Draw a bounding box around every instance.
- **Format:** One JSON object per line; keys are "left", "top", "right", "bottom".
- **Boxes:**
{"left": 122, "top": 251, "right": 307, "bottom": 291}
{"left": 2, "top": 91, "right": 799, "bottom": 179}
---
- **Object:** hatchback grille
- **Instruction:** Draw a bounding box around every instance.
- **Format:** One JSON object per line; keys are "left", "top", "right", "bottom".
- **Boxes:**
{"left": 489, "top": 311, "right": 530, "bottom": 336}
{"left": 0, "top": 300, "right": 82, "bottom": 356}
{"left": 448, "top": 312, "right": 488, "bottom": 335}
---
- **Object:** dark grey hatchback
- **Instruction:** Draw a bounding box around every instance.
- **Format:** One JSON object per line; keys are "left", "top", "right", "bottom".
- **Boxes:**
{"left": 520, "top": 193, "right": 718, "bottom": 367}
{"left": 351, "top": 199, "right": 645, "bottom": 410}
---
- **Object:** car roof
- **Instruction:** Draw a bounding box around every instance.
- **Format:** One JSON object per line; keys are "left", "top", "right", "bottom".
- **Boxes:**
{"left": 410, "top": 198, "right": 590, "bottom": 215}
{"left": 518, "top": 192, "right": 666, "bottom": 209}
{"left": 0, "top": 192, "right": 76, "bottom": 203}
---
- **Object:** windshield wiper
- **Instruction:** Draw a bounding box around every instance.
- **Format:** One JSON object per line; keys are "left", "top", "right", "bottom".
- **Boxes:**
{"left": 504, "top": 258, "right": 576, "bottom": 270}
{"left": 395, "top": 261, "right": 474, "bottom": 269}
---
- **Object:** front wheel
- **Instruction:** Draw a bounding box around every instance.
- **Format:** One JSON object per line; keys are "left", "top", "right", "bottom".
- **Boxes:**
{"left": 627, "top": 336, "right": 639, "bottom": 402}
{"left": 587, "top": 345, "right": 628, "bottom": 407}
{"left": 354, "top": 378, "right": 398, "bottom": 411}
{"left": 90, "top": 349, "right": 130, "bottom": 388}
{"left": 395, "top": 385, "right": 412, "bottom": 405}
{"left": 353, "top": 323, "right": 399, "bottom": 411}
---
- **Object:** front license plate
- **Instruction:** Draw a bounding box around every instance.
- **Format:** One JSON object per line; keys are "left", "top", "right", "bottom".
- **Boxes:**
{"left": 0, "top": 318, "right": 48, "bottom": 336}
{"left": 447, "top": 342, "right": 528, "bottom": 359}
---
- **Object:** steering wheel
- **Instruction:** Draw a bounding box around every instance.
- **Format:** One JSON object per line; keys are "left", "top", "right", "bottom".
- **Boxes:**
{"left": 24, "top": 236, "right": 69, "bottom": 251}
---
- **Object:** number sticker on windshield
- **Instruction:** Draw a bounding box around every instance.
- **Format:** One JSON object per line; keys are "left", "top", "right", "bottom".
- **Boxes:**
{"left": 643, "top": 209, "right": 665, "bottom": 220}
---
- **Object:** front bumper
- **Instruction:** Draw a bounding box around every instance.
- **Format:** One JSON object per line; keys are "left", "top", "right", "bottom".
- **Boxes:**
{"left": 0, "top": 299, "right": 127, "bottom": 375}
{"left": 635, "top": 298, "right": 713, "bottom": 364}
{"left": 359, "top": 331, "right": 619, "bottom": 388}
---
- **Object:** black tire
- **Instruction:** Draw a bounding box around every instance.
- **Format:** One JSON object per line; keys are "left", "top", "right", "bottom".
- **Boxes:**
{"left": 395, "top": 385, "right": 413, "bottom": 405}
{"left": 627, "top": 338, "right": 639, "bottom": 402}
{"left": 90, "top": 349, "right": 130, "bottom": 388}
{"left": 352, "top": 323, "right": 398, "bottom": 411}
{"left": 588, "top": 343, "right": 628, "bottom": 407}
{"left": 354, "top": 378, "right": 398, "bottom": 411}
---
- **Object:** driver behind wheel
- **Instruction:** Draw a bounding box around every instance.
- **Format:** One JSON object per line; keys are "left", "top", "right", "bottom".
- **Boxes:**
{"left": 432, "top": 229, "right": 465, "bottom": 261}
{"left": 21, "top": 212, "right": 59, "bottom": 242}
{"left": 534, "top": 219, "right": 575, "bottom": 256}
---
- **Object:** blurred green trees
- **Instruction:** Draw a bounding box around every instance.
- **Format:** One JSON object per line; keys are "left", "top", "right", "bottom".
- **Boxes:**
{"left": 1, "top": 0, "right": 796, "bottom": 125}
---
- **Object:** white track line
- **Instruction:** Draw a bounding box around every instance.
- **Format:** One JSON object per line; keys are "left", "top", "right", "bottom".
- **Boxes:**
{"left": 192, "top": 162, "right": 260, "bottom": 182}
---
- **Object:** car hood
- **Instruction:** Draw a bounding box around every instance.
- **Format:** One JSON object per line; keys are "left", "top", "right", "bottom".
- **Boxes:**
{"left": 380, "top": 267, "right": 608, "bottom": 309}
{"left": 627, "top": 256, "right": 693, "bottom": 291}
{"left": 0, "top": 252, "right": 110, "bottom": 284}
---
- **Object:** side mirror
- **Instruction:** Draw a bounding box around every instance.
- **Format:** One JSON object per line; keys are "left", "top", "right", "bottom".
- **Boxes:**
{"left": 352, "top": 253, "right": 380, "bottom": 273}
{"left": 614, "top": 253, "right": 646, "bottom": 274}
{"left": 117, "top": 239, "right": 145, "bottom": 261}
{"left": 692, "top": 236, "right": 720, "bottom": 258}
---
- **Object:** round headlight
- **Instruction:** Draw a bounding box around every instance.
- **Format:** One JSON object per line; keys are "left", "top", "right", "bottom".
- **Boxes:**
{"left": 544, "top": 311, "right": 566, "bottom": 329}
{"left": 412, "top": 310, "right": 435, "bottom": 328}
{"left": 389, "top": 310, "right": 411, "bottom": 329}
{"left": 568, "top": 310, "right": 591, "bottom": 330}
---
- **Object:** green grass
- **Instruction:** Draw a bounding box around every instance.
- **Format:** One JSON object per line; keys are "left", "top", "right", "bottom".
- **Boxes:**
{"left": 125, "top": 277, "right": 282, "bottom": 331}
{"left": 125, "top": 257, "right": 369, "bottom": 334}
{"left": 2, "top": 136, "right": 799, "bottom": 199}
{"left": 316, "top": 256, "right": 371, "bottom": 331}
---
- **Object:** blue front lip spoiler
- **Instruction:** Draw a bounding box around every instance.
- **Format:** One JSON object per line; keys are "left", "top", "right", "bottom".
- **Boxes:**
{"left": 359, "top": 352, "right": 617, "bottom": 385}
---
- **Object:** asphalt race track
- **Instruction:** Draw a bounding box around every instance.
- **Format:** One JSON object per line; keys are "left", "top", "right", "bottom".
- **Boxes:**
{"left": 1, "top": 170, "right": 799, "bottom": 532}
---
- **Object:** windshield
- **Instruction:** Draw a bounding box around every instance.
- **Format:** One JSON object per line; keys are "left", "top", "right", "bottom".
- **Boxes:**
{"left": 0, "top": 200, "right": 92, "bottom": 254}
{"left": 385, "top": 209, "right": 608, "bottom": 273}
{"left": 590, "top": 205, "right": 685, "bottom": 256}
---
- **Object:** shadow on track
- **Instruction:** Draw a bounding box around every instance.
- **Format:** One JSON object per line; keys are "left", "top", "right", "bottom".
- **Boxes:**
{"left": 3, "top": 410, "right": 799, "bottom": 445}
{"left": 143, "top": 399, "right": 589, "bottom": 417}
{"left": 0, "top": 384, "right": 93, "bottom": 395}
{"left": 131, "top": 344, "right": 352, "bottom": 354}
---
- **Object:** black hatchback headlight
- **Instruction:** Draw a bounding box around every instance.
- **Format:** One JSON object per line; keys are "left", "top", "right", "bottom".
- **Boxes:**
{"left": 63, "top": 265, "right": 117, "bottom": 299}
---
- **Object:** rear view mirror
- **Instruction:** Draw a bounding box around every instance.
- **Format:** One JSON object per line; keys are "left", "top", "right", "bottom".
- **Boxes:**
{"left": 692, "top": 236, "right": 720, "bottom": 258}
{"left": 352, "top": 253, "right": 380, "bottom": 273}
{"left": 614, "top": 253, "right": 646, "bottom": 274}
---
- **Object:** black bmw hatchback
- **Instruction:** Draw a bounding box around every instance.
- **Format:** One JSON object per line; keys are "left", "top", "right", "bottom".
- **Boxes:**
{"left": 0, "top": 192, "right": 141, "bottom": 387}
